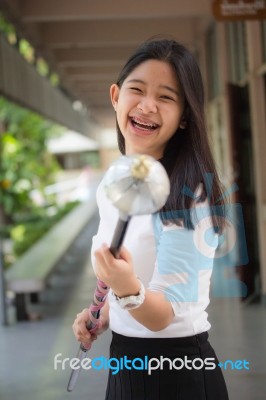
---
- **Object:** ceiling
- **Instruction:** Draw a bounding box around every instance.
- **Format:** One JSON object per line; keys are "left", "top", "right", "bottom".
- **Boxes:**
{"left": 0, "top": 0, "right": 214, "bottom": 131}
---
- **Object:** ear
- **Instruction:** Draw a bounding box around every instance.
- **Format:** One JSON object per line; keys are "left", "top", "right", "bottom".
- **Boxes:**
{"left": 179, "top": 120, "right": 187, "bottom": 129}
{"left": 110, "top": 84, "right": 120, "bottom": 111}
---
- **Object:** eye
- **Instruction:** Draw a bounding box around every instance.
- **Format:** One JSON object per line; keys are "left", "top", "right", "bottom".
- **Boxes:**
{"left": 130, "top": 87, "right": 142, "bottom": 93}
{"left": 160, "top": 95, "right": 175, "bottom": 101}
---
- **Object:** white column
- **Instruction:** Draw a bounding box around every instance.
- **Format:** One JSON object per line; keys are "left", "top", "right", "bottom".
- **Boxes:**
{"left": 246, "top": 21, "right": 266, "bottom": 302}
{"left": 216, "top": 22, "right": 235, "bottom": 186}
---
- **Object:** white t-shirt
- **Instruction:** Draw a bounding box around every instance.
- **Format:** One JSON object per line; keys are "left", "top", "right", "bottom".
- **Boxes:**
{"left": 91, "top": 179, "right": 219, "bottom": 338}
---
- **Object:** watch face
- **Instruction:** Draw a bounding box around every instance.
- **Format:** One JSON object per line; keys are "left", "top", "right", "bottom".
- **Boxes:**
{"left": 120, "top": 298, "right": 140, "bottom": 308}
{"left": 125, "top": 303, "right": 136, "bottom": 309}
{"left": 121, "top": 296, "right": 143, "bottom": 310}
{"left": 113, "top": 281, "right": 145, "bottom": 310}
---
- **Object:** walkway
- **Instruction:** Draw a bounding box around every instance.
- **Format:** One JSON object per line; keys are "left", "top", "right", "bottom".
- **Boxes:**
{"left": 0, "top": 211, "right": 265, "bottom": 400}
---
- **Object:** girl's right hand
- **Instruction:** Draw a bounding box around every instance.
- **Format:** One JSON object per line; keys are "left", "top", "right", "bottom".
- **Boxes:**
{"left": 72, "top": 308, "right": 108, "bottom": 348}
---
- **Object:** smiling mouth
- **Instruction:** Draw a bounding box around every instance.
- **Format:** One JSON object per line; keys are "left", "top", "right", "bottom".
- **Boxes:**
{"left": 130, "top": 116, "right": 160, "bottom": 131}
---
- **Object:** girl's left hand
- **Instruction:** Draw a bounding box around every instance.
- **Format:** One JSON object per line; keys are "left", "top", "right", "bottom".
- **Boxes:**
{"left": 94, "top": 244, "right": 140, "bottom": 297}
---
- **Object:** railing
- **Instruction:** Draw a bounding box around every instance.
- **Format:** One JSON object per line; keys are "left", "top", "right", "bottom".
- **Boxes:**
{"left": 0, "top": 34, "right": 89, "bottom": 134}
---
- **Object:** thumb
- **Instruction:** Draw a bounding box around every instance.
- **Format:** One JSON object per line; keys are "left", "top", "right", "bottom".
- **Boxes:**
{"left": 96, "top": 319, "right": 103, "bottom": 331}
{"left": 118, "top": 246, "right": 132, "bottom": 262}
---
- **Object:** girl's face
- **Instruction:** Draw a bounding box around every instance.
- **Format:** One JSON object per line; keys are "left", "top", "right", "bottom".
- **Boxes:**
{"left": 110, "top": 59, "right": 185, "bottom": 159}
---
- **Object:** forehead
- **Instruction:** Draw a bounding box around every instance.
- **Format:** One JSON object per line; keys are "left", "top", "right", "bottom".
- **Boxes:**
{"left": 125, "top": 59, "right": 179, "bottom": 88}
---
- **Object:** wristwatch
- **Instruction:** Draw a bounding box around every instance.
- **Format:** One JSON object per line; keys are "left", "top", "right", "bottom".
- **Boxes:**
{"left": 112, "top": 280, "right": 145, "bottom": 310}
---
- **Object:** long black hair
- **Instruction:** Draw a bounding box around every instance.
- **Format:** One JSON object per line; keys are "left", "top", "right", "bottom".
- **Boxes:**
{"left": 115, "top": 39, "right": 225, "bottom": 231}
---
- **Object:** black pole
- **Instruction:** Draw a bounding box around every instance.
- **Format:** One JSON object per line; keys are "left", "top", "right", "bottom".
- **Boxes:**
{"left": 109, "top": 215, "right": 131, "bottom": 258}
{"left": 0, "top": 122, "right": 8, "bottom": 326}
{"left": 0, "top": 220, "right": 8, "bottom": 326}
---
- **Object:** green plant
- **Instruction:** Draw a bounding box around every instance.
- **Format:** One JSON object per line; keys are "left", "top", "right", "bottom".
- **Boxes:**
{"left": 0, "top": 96, "right": 62, "bottom": 224}
{"left": 10, "top": 201, "right": 79, "bottom": 257}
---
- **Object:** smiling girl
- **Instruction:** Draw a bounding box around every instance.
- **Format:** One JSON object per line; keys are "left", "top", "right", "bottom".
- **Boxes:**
{"left": 111, "top": 59, "right": 184, "bottom": 160}
{"left": 73, "top": 39, "right": 229, "bottom": 400}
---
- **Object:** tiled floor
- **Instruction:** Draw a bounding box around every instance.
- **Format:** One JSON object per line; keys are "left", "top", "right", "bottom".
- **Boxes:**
{"left": 208, "top": 297, "right": 266, "bottom": 400}
{"left": 0, "top": 211, "right": 265, "bottom": 400}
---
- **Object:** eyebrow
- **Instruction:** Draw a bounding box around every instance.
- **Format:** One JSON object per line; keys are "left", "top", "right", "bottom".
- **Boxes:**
{"left": 126, "top": 79, "right": 179, "bottom": 97}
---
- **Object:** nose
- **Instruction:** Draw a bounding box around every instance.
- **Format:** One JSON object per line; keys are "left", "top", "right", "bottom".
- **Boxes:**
{"left": 137, "top": 96, "right": 157, "bottom": 113}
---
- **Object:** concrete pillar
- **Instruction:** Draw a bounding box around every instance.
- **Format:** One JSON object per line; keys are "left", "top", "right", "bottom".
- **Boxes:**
{"left": 205, "top": 22, "right": 235, "bottom": 186}
{"left": 245, "top": 21, "right": 266, "bottom": 302}
{"left": 216, "top": 23, "right": 236, "bottom": 185}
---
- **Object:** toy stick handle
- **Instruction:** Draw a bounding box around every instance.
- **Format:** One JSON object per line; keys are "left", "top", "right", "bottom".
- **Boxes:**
{"left": 67, "top": 345, "right": 92, "bottom": 392}
{"left": 109, "top": 214, "right": 131, "bottom": 257}
{"left": 67, "top": 215, "right": 131, "bottom": 392}
{"left": 67, "top": 279, "right": 109, "bottom": 392}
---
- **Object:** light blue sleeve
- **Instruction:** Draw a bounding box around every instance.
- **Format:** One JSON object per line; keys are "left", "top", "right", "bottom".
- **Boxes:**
{"left": 150, "top": 205, "right": 219, "bottom": 304}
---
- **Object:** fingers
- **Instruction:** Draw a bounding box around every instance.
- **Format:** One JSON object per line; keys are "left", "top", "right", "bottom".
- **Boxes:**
{"left": 94, "top": 244, "right": 131, "bottom": 265}
{"left": 94, "top": 244, "right": 114, "bottom": 282}
{"left": 94, "top": 243, "right": 112, "bottom": 265}
{"left": 72, "top": 308, "right": 97, "bottom": 346}
{"left": 118, "top": 246, "right": 132, "bottom": 263}
{"left": 94, "top": 243, "right": 134, "bottom": 291}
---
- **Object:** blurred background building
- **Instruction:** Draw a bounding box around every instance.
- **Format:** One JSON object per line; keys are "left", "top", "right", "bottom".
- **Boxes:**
{"left": 0, "top": 1, "right": 265, "bottom": 306}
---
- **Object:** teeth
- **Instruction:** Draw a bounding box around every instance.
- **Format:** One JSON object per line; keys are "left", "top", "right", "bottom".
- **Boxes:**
{"left": 131, "top": 117, "right": 158, "bottom": 129}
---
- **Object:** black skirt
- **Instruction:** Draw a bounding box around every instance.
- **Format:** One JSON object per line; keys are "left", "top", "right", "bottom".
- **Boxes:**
{"left": 105, "top": 331, "right": 229, "bottom": 400}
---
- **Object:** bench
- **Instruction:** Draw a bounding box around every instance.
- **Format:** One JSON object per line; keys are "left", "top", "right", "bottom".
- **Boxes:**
{"left": 5, "top": 199, "right": 97, "bottom": 321}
